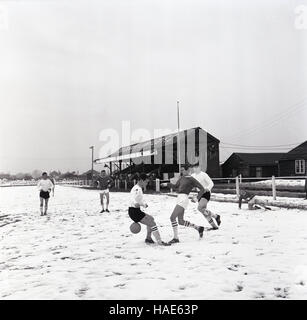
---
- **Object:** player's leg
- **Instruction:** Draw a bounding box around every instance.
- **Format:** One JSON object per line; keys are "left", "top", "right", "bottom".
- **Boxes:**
{"left": 145, "top": 225, "right": 154, "bottom": 243}
{"left": 100, "top": 193, "right": 105, "bottom": 212}
{"left": 169, "top": 205, "right": 183, "bottom": 242}
{"left": 198, "top": 198, "right": 219, "bottom": 229}
{"left": 140, "top": 214, "right": 169, "bottom": 246}
{"left": 238, "top": 195, "right": 244, "bottom": 209}
{"left": 177, "top": 209, "right": 204, "bottom": 238}
{"left": 44, "top": 198, "right": 49, "bottom": 215}
{"left": 105, "top": 191, "right": 110, "bottom": 212}
{"left": 40, "top": 196, "right": 44, "bottom": 216}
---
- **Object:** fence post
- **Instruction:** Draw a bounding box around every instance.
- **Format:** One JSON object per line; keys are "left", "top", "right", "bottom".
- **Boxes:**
{"left": 133, "top": 179, "right": 136, "bottom": 186}
{"left": 117, "top": 179, "right": 120, "bottom": 190}
{"left": 235, "top": 176, "right": 240, "bottom": 199}
{"left": 239, "top": 174, "right": 242, "bottom": 183}
{"left": 125, "top": 180, "right": 127, "bottom": 191}
{"left": 272, "top": 175, "right": 276, "bottom": 200}
{"left": 155, "top": 179, "right": 160, "bottom": 192}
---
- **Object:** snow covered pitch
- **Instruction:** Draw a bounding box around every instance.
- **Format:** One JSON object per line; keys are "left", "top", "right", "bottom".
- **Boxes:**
{"left": 1, "top": 186, "right": 307, "bottom": 299}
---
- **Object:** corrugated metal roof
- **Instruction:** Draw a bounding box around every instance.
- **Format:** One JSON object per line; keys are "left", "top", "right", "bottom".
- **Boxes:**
{"left": 95, "top": 127, "right": 219, "bottom": 163}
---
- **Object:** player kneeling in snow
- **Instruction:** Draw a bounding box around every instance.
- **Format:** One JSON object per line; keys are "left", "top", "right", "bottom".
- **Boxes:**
{"left": 239, "top": 190, "right": 256, "bottom": 210}
{"left": 128, "top": 173, "right": 170, "bottom": 246}
{"left": 238, "top": 190, "right": 269, "bottom": 210}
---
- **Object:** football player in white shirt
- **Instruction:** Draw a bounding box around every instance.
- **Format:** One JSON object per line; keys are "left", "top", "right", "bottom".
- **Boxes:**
{"left": 128, "top": 173, "right": 170, "bottom": 246}
{"left": 37, "top": 172, "right": 54, "bottom": 216}
{"left": 191, "top": 163, "right": 221, "bottom": 229}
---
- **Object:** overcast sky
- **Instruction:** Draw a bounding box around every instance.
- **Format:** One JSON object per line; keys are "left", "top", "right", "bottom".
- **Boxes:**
{"left": 0, "top": 0, "right": 306, "bottom": 174}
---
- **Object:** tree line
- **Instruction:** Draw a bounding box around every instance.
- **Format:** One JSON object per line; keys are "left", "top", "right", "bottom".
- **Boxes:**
{"left": 0, "top": 170, "right": 85, "bottom": 181}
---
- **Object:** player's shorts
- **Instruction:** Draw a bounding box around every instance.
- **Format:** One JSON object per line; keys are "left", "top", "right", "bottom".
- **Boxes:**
{"left": 39, "top": 191, "right": 50, "bottom": 199}
{"left": 99, "top": 189, "right": 109, "bottom": 195}
{"left": 128, "top": 207, "right": 146, "bottom": 223}
{"left": 176, "top": 193, "right": 189, "bottom": 209}
{"left": 199, "top": 191, "right": 211, "bottom": 202}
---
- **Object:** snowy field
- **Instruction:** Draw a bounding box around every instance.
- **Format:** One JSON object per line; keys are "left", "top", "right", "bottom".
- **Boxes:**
{"left": 1, "top": 186, "right": 307, "bottom": 300}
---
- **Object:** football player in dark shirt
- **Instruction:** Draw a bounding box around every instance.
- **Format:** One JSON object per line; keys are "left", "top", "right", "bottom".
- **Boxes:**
{"left": 97, "top": 170, "right": 113, "bottom": 213}
{"left": 163, "top": 164, "right": 205, "bottom": 244}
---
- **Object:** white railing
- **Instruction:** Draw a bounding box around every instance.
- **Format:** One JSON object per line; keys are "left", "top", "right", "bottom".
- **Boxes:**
{"left": 212, "top": 175, "right": 307, "bottom": 200}
{"left": 5, "top": 175, "right": 301, "bottom": 200}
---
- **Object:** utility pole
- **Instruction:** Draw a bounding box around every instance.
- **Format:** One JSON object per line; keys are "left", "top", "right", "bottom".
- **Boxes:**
{"left": 89, "top": 146, "right": 94, "bottom": 185}
{"left": 177, "top": 100, "right": 181, "bottom": 173}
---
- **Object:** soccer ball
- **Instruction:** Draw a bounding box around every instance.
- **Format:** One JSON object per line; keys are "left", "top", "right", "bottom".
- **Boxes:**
{"left": 130, "top": 222, "right": 141, "bottom": 234}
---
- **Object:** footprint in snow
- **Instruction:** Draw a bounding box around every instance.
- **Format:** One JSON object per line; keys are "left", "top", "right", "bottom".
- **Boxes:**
{"left": 227, "top": 264, "right": 243, "bottom": 271}
{"left": 254, "top": 292, "right": 266, "bottom": 299}
{"left": 235, "top": 283, "right": 244, "bottom": 292}
{"left": 75, "top": 287, "right": 88, "bottom": 298}
{"left": 274, "top": 287, "right": 290, "bottom": 299}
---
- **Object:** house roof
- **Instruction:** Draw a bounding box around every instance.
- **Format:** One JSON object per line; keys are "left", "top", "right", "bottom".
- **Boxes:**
{"left": 280, "top": 141, "right": 307, "bottom": 160}
{"left": 225, "top": 152, "right": 285, "bottom": 166}
{"left": 95, "top": 127, "right": 219, "bottom": 164}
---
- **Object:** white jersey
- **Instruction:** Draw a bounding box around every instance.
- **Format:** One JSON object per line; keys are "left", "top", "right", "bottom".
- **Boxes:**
{"left": 37, "top": 179, "right": 54, "bottom": 192}
{"left": 130, "top": 184, "right": 147, "bottom": 208}
{"left": 191, "top": 171, "right": 214, "bottom": 192}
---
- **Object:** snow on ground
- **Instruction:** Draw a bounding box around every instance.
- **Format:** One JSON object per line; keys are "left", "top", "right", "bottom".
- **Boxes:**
{"left": 253, "top": 179, "right": 305, "bottom": 187}
{"left": 1, "top": 186, "right": 307, "bottom": 300}
{"left": 211, "top": 193, "right": 307, "bottom": 209}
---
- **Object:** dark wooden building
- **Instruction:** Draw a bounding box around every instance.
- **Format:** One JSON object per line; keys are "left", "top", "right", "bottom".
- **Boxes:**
{"left": 95, "top": 127, "right": 221, "bottom": 178}
{"left": 278, "top": 141, "right": 307, "bottom": 176}
{"left": 222, "top": 153, "right": 285, "bottom": 178}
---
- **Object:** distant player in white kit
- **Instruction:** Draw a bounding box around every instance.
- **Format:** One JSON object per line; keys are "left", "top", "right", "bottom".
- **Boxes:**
{"left": 191, "top": 163, "right": 221, "bottom": 229}
{"left": 128, "top": 173, "right": 170, "bottom": 246}
{"left": 37, "top": 172, "right": 54, "bottom": 216}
